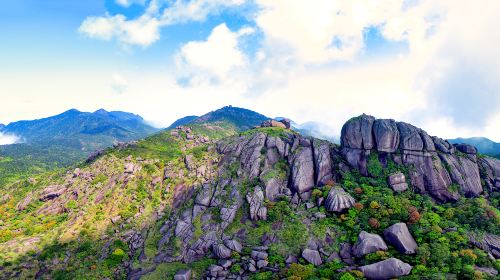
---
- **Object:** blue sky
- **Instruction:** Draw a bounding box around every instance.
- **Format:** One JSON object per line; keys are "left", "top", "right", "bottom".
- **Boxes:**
{"left": 1, "top": 0, "right": 499, "bottom": 141}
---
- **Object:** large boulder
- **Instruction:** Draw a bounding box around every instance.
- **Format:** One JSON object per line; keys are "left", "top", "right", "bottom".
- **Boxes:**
{"left": 352, "top": 231, "right": 388, "bottom": 258}
{"left": 289, "top": 142, "right": 315, "bottom": 196}
{"left": 302, "top": 248, "right": 323, "bottom": 266}
{"left": 212, "top": 243, "right": 232, "bottom": 259}
{"left": 469, "top": 232, "right": 500, "bottom": 259}
{"left": 174, "top": 269, "right": 191, "bottom": 280}
{"left": 397, "top": 122, "right": 423, "bottom": 151}
{"left": 456, "top": 144, "right": 477, "bottom": 154}
{"left": 39, "top": 185, "right": 67, "bottom": 202}
{"left": 373, "top": 119, "right": 400, "bottom": 153}
{"left": 383, "top": 223, "right": 418, "bottom": 254}
{"left": 479, "top": 157, "right": 500, "bottom": 192}
{"left": 324, "top": 187, "right": 355, "bottom": 212}
{"left": 439, "top": 154, "right": 482, "bottom": 197}
{"left": 340, "top": 114, "right": 375, "bottom": 150}
{"left": 359, "top": 258, "right": 412, "bottom": 280}
{"left": 387, "top": 172, "right": 408, "bottom": 192}
{"left": 313, "top": 139, "right": 333, "bottom": 186}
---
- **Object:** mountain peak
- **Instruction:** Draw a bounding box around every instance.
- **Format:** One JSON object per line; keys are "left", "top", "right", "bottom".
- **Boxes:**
{"left": 94, "top": 108, "right": 109, "bottom": 114}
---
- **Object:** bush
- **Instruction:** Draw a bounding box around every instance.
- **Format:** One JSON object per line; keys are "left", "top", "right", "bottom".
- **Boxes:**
{"left": 339, "top": 272, "right": 356, "bottom": 280}
{"left": 287, "top": 263, "right": 315, "bottom": 279}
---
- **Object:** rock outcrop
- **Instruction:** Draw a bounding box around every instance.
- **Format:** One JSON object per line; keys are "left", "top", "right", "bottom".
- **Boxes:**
{"left": 387, "top": 172, "right": 408, "bottom": 192}
{"left": 339, "top": 114, "right": 492, "bottom": 202}
{"left": 359, "top": 258, "right": 412, "bottom": 280}
{"left": 352, "top": 231, "right": 388, "bottom": 258}
{"left": 383, "top": 223, "right": 418, "bottom": 254}
{"left": 324, "top": 187, "right": 355, "bottom": 212}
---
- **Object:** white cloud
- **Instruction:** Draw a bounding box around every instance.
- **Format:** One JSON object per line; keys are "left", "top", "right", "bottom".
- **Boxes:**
{"left": 0, "top": 132, "right": 20, "bottom": 145}
{"left": 115, "top": 0, "right": 146, "bottom": 8}
{"left": 79, "top": 14, "right": 160, "bottom": 47}
{"left": 175, "top": 24, "right": 253, "bottom": 84}
{"left": 79, "top": 0, "right": 246, "bottom": 47}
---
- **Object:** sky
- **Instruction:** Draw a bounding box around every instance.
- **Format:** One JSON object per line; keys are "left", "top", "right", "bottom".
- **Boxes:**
{"left": 1, "top": 0, "right": 500, "bottom": 142}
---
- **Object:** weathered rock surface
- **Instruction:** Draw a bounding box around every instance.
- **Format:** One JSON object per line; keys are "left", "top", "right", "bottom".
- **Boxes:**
{"left": 313, "top": 139, "right": 333, "bottom": 186}
{"left": 302, "top": 249, "right": 322, "bottom": 266}
{"left": 39, "top": 185, "right": 67, "bottom": 202}
{"left": 174, "top": 269, "right": 191, "bottom": 280}
{"left": 469, "top": 232, "right": 500, "bottom": 259}
{"left": 341, "top": 114, "right": 375, "bottom": 150}
{"left": 359, "top": 258, "right": 412, "bottom": 280}
{"left": 383, "top": 223, "right": 418, "bottom": 254}
{"left": 289, "top": 142, "right": 315, "bottom": 196}
{"left": 352, "top": 231, "right": 388, "bottom": 257}
{"left": 373, "top": 119, "right": 400, "bottom": 153}
{"left": 324, "top": 187, "right": 355, "bottom": 212}
{"left": 246, "top": 187, "right": 267, "bottom": 221}
{"left": 387, "top": 172, "right": 408, "bottom": 192}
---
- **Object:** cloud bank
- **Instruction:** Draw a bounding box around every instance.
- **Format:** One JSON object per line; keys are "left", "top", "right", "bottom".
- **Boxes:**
{"left": 0, "top": 132, "right": 20, "bottom": 145}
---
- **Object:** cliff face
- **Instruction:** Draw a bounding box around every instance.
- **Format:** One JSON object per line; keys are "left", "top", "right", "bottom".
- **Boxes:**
{"left": 2, "top": 115, "right": 500, "bottom": 280}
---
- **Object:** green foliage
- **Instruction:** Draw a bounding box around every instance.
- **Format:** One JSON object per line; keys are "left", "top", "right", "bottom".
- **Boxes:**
{"left": 339, "top": 272, "right": 356, "bottom": 280}
{"left": 367, "top": 152, "right": 383, "bottom": 178}
{"left": 250, "top": 271, "right": 274, "bottom": 280}
{"left": 287, "top": 263, "right": 315, "bottom": 279}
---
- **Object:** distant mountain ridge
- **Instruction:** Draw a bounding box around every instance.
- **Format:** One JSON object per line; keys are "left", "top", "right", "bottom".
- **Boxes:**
{"left": 168, "top": 106, "right": 268, "bottom": 131}
{"left": 449, "top": 137, "right": 500, "bottom": 158}
{"left": 0, "top": 109, "right": 159, "bottom": 186}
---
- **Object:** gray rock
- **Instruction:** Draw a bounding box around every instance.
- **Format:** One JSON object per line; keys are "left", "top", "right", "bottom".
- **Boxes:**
{"left": 474, "top": 266, "right": 498, "bottom": 277}
{"left": 340, "top": 243, "right": 354, "bottom": 265}
{"left": 256, "top": 260, "right": 268, "bottom": 268}
{"left": 373, "top": 119, "right": 400, "bottom": 153}
{"left": 124, "top": 162, "right": 135, "bottom": 173}
{"left": 213, "top": 243, "right": 232, "bottom": 259}
{"left": 223, "top": 239, "right": 243, "bottom": 253}
{"left": 469, "top": 232, "right": 500, "bottom": 259}
{"left": 219, "top": 259, "right": 232, "bottom": 269}
{"left": 313, "top": 139, "right": 333, "bottom": 186}
{"left": 360, "top": 258, "right": 412, "bottom": 280}
{"left": 39, "top": 185, "right": 67, "bottom": 202}
{"left": 195, "top": 184, "right": 214, "bottom": 207}
{"left": 174, "top": 269, "right": 192, "bottom": 280}
{"left": 340, "top": 114, "right": 375, "bottom": 150}
{"left": 352, "top": 231, "right": 388, "bottom": 257}
{"left": 302, "top": 249, "right": 322, "bottom": 266}
{"left": 251, "top": 250, "right": 268, "bottom": 260}
{"left": 456, "top": 143, "right": 477, "bottom": 154}
{"left": 387, "top": 172, "right": 408, "bottom": 192}
{"left": 397, "top": 122, "right": 423, "bottom": 151}
{"left": 324, "top": 187, "right": 355, "bottom": 212}
{"left": 289, "top": 143, "right": 315, "bottom": 194}
{"left": 439, "top": 154, "right": 482, "bottom": 197}
{"left": 479, "top": 157, "right": 500, "bottom": 192}
{"left": 246, "top": 187, "right": 267, "bottom": 221}
{"left": 383, "top": 223, "right": 418, "bottom": 254}
{"left": 286, "top": 255, "right": 298, "bottom": 264}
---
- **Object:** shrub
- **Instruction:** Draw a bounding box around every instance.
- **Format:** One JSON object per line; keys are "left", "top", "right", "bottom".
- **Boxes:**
{"left": 339, "top": 272, "right": 356, "bottom": 280}
{"left": 287, "top": 263, "right": 315, "bottom": 279}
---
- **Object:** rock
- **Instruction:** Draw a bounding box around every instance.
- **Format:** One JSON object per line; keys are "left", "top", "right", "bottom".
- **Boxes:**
{"left": 302, "top": 249, "right": 322, "bottom": 266}
{"left": 352, "top": 231, "right": 388, "bottom": 258}
{"left": 111, "top": 216, "right": 122, "bottom": 224}
{"left": 387, "top": 172, "right": 408, "bottom": 192}
{"left": 439, "top": 154, "right": 482, "bottom": 197}
{"left": 208, "top": 265, "right": 223, "bottom": 277}
{"left": 261, "top": 119, "right": 286, "bottom": 129}
{"left": 280, "top": 118, "right": 291, "bottom": 129}
{"left": 219, "top": 259, "right": 232, "bottom": 269}
{"left": 305, "top": 202, "right": 315, "bottom": 209}
{"left": 195, "top": 184, "right": 214, "bottom": 207}
{"left": 286, "top": 255, "right": 298, "bottom": 264}
{"left": 456, "top": 144, "right": 477, "bottom": 154}
{"left": 383, "top": 223, "right": 418, "bottom": 254}
{"left": 124, "top": 162, "right": 135, "bottom": 174}
{"left": 313, "top": 139, "right": 333, "bottom": 186}
{"left": 262, "top": 176, "right": 284, "bottom": 202}
{"left": 341, "top": 114, "right": 375, "bottom": 150}
{"left": 397, "top": 122, "right": 423, "bottom": 151}
{"left": 289, "top": 143, "right": 315, "bottom": 195}
{"left": 256, "top": 260, "right": 268, "bottom": 268}
{"left": 213, "top": 243, "right": 232, "bottom": 259}
{"left": 251, "top": 250, "right": 268, "bottom": 260}
{"left": 469, "top": 232, "right": 500, "bottom": 259}
{"left": 474, "top": 266, "right": 498, "bottom": 277}
{"left": 184, "top": 154, "right": 195, "bottom": 170}
{"left": 479, "top": 157, "right": 500, "bottom": 192}
{"left": 373, "top": 119, "right": 400, "bottom": 153}
{"left": 223, "top": 239, "right": 242, "bottom": 253}
{"left": 324, "top": 187, "right": 355, "bottom": 212}
{"left": 359, "top": 258, "right": 412, "bottom": 280}
{"left": 433, "top": 137, "right": 452, "bottom": 153}
{"left": 246, "top": 187, "right": 267, "bottom": 221}
{"left": 39, "top": 185, "right": 67, "bottom": 201}
{"left": 339, "top": 243, "right": 354, "bottom": 265}
{"left": 174, "top": 269, "right": 191, "bottom": 280}
{"left": 17, "top": 194, "right": 33, "bottom": 211}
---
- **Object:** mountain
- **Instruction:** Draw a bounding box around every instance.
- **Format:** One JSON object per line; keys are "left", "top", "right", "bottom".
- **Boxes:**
{"left": 449, "top": 137, "right": 500, "bottom": 158}
{"left": 1, "top": 110, "right": 499, "bottom": 279}
{"left": 293, "top": 121, "right": 337, "bottom": 143}
{"left": 169, "top": 105, "right": 269, "bottom": 131}
{"left": 167, "top": 115, "right": 198, "bottom": 129}
{"left": 0, "top": 109, "right": 159, "bottom": 186}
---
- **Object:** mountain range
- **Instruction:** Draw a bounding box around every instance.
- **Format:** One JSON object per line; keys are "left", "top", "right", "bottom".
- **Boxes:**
{"left": 0, "top": 109, "right": 158, "bottom": 185}
{"left": 449, "top": 137, "right": 500, "bottom": 158}
{"left": 0, "top": 106, "right": 499, "bottom": 280}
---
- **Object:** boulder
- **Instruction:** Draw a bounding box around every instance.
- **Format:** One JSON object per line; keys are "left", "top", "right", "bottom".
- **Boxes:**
{"left": 383, "top": 223, "right": 418, "bottom": 254}
{"left": 469, "top": 232, "right": 500, "bottom": 259}
{"left": 223, "top": 239, "right": 242, "bottom": 253}
{"left": 261, "top": 119, "right": 286, "bottom": 129}
{"left": 397, "top": 122, "right": 423, "bottom": 151}
{"left": 456, "top": 144, "right": 477, "bottom": 154}
{"left": 324, "top": 187, "right": 355, "bottom": 212}
{"left": 359, "top": 258, "right": 412, "bottom": 280}
{"left": 280, "top": 118, "right": 291, "bottom": 129}
{"left": 439, "top": 154, "right": 482, "bottom": 197}
{"left": 212, "top": 243, "right": 232, "bottom": 259}
{"left": 340, "top": 114, "right": 375, "bottom": 150}
{"left": 124, "top": 162, "right": 135, "bottom": 174}
{"left": 387, "top": 172, "right": 408, "bottom": 192}
{"left": 352, "top": 231, "right": 388, "bottom": 258}
{"left": 373, "top": 119, "right": 400, "bottom": 153}
{"left": 289, "top": 143, "right": 315, "bottom": 195}
{"left": 39, "top": 185, "right": 67, "bottom": 202}
{"left": 313, "top": 139, "right": 333, "bottom": 186}
{"left": 302, "top": 249, "right": 322, "bottom": 266}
